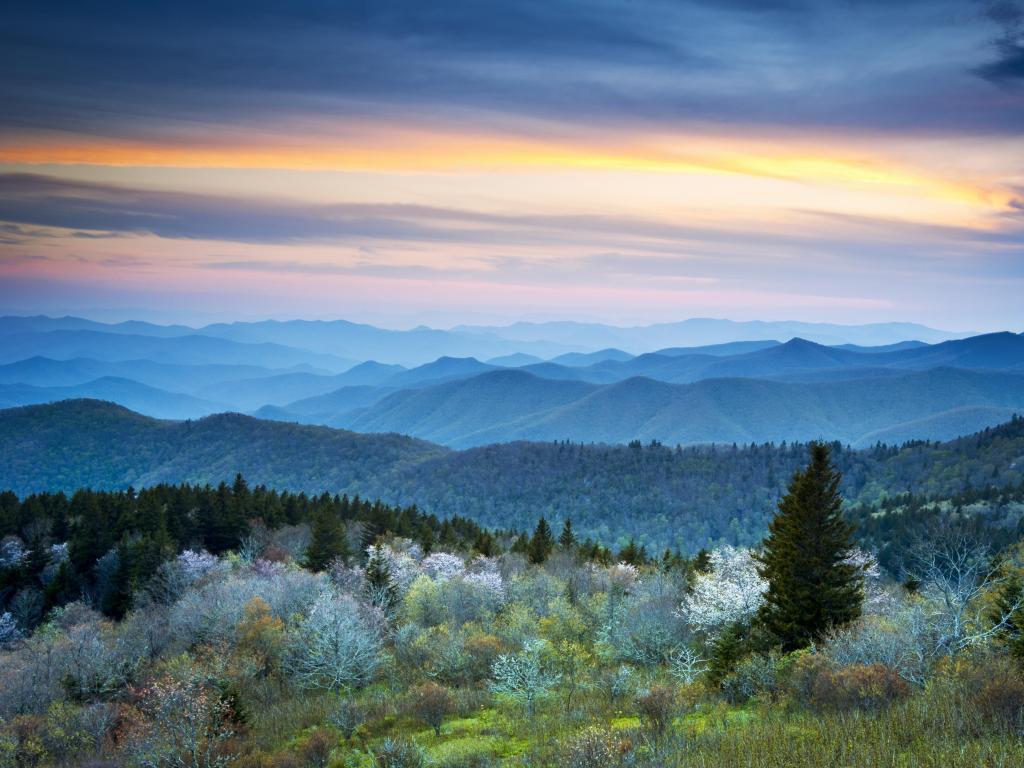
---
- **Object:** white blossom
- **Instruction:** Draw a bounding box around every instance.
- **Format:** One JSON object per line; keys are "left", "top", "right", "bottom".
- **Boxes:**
{"left": 608, "top": 562, "right": 639, "bottom": 592}
{"left": 679, "top": 546, "right": 767, "bottom": 636}
{"left": 421, "top": 552, "right": 465, "bottom": 581}
{"left": 0, "top": 537, "right": 28, "bottom": 569}
{"left": 176, "top": 550, "right": 225, "bottom": 584}
{"left": 462, "top": 570, "right": 505, "bottom": 602}
{"left": 365, "top": 542, "right": 419, "bottom": 592}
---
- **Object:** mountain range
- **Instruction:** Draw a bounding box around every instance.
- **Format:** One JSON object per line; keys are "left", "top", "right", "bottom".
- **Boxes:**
{"left": 0, "top": 312, "right": 1021, "bottom": 447}
{"left": 3, "top": 399, "right": 1022, "bottom": 550}
{"left": 1, "top": 315, "right": 971, "bottom": 366}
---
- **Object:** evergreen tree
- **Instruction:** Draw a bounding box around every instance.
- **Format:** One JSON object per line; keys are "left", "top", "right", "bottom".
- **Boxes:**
{"left": 755, "top": 442, "right": 863, "bottom": 651}
{"left": 364, "top": 542, "right": 398, "bottom": 610}
{"left": 528, "top": 517, "right": 555, "bottom": 564}
{"left": 692, "top": 548, "right": 712, "bottom": 574}
{"left": 559, "top": 519, "right": 577, "bottom": 550}
{"left": 990, "top": 569, "right": 1024, "bottom": 663}
{"left": 305, "top": 507, "right": 350, "bottom": 571}
{"left": 618, "top": 538, "right": 645, "bottom": 566}
{"left": 511, "top": 532, "right": 531, "bottom": 556}
{"left": 473, "top": 530, "right": 498, "bottom": 557}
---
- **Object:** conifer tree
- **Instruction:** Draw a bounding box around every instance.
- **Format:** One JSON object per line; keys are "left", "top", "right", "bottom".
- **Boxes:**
{"left": 511, "top": 532, "right": 530, "bottom": 556}
{"left": 755, "top": 442, "right": 862, "bottom": 651}
{"left": 528, "top": 517, "right": 555, "bottom": 564}
{"left": 692, "top": 548, "right": 712, "bottom": 574}
{"left": 473, "top": 530, "right": 498, "bottom": 557}
{"left": 558, "top": 519, "right": 577, "bottom": 550}
{"left": 305, "top": 507, "right": 350, "bottom": 571}
{"left": 364, "top": 542, "right": 398, "bottom": 610}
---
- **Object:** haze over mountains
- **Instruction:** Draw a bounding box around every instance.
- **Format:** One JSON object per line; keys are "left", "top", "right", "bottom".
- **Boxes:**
{"left": 1, "top": 314, "right": 1022, "bottom": 448}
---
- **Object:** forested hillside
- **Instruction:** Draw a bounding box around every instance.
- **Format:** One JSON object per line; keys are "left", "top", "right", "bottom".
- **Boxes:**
{"left": 3, "top": 400, "right": 1023, "bottom": 552}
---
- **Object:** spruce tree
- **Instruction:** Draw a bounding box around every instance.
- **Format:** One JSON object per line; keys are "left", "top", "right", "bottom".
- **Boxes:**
{"left": 365, "top": 542, "right": 398, "bottom": 610}
{"left": 528, "top": 517, "right": 555, "bottom": 564}
{"left": 755, "top": 442, "right": 862, "bottom": 651}
{"left": 305, "top": 507, "right": 350, "bottom": 571}
{"left": 559, "top": 519, "right": 577, "bottom": 550}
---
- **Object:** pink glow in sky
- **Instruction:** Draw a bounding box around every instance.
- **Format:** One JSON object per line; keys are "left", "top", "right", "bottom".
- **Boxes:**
{"left": 1, "top": 1, "right": 1022, "bottom": 329}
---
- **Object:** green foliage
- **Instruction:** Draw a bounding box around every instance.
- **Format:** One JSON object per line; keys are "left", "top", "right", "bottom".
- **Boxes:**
{"left": 305, "top": 506, "right": 350, "bottom": 571}
{"left": 527, "top": 518, "right": 555, "bottom": 565}
{"left": 0, "top": 481, "right": 495, "bottom": 628}
{"left": 365, "top": 544, "right": 399, "bottom": 612}
{"left": 6, "top": 401, "right": 1024, "bottom": 555}
{"left": 756, "top": 443, "right": 863, "bottom": 651}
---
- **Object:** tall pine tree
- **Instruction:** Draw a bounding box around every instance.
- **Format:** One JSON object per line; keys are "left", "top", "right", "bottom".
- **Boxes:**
{"left": 305, "top": 507, "right": 350, "bottom": 571}
{"left": 755, "top": 442, "right": 863, "bottom": 651}
{"left": 559, "top": 519, "right": 577, "bottom": 550}
{"left": 528, "top": 517, "right": 555, "bottom": 564}
{"left": 365, "top": 542, "right": 398, "bottom": 611}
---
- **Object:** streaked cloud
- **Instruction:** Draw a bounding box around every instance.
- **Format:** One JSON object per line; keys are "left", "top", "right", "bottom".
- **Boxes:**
{"left": 0, "top": 1, "right": 1022, "bottom": 328}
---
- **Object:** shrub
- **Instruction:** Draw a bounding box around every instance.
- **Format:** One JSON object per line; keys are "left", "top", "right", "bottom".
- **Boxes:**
{"left": 959, "top": 656, "right": 1024, "bottom": 734}
{"left": 784, "top": 651, "right": 832, "bottom": 707}
{"left": 296, "top": 727, "right": 336, "bottom": 768}
{"left": 635, "top": 685, "right": 677, "bottom": 737}
{"left": 564, "top": 726, "right": 632, "bottom": 768}
{"left": 461, "top": 632, "right": 504, "bottom": 683}
{"left": 720, "top": 652, "right": 782, "bottom": 704}
{"left": 327, "top": 697, "right": 365, "bottom": 740}
{"left": 408, "top": 682, "right": 455, "bottom": 736}
{"left": 601, "top": 665, "right": 634, "bottom": 704}
{"left": 810, "top": 663, "right": 910, "bottom": 712}
{"left": 373, "top": 738, "right": 426, "bottom": 768}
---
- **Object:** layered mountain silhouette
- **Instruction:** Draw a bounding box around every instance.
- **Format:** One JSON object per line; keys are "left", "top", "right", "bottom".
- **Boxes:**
{"left": 1, "top": 315, "right": 1019, "bottom": 449}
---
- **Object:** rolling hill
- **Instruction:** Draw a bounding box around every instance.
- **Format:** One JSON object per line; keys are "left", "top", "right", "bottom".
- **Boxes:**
{"left": 2, "top": 400, "right": 1022, "bottom": 550}
{"left": 0, "top": 399, "right": 446, "bottom": 497}
{"left": 0, "top": 377, "right": 224, "bottom": 419}
{"left": 336, "top": 367, "right": 1024, "bottom": 448}
{"left": 0, "top": 356, "right": 321, "bottom": 392}
{"left": 0, "top": 329, "right": 355, "bottom": 370}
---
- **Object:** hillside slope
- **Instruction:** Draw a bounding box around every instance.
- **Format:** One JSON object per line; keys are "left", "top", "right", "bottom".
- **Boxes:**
{"left": 2, "top": 400, "right": 1023, "bottom": 551}
{"left": 338, "top": 367, "right": 1024, "bottom": 447}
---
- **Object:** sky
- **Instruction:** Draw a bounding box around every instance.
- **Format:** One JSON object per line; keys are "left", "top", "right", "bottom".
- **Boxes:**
{"left": 0, "top": 0, "right": 1022, "bottom": 330}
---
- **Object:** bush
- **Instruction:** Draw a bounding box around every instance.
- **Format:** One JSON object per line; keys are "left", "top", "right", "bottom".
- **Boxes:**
{"left": 373, "top": 738, "right": 427, "bottom": 768}
{"left": 408, "top": 682, "right": 455, "bottom": 736}
{"left": 462, "top": 632, "right": 504, "bottom": 683}
{"left": 959, "top": 656, "right": 1024, "bottom": 734}
{"left": 327, "top": 697, "right": 365, "bottom": 740}
{"left": 564, "top": 726, "right": 633, "bottom": 768}
{"left": 296, "top": 727, "right": 336, "bottom": 768}
{"left": 720, "top": 653, "right": 781, "bottom": 704}
{"left": 810, "top": 663, "right": 910, "bottom": 712}
{"left": 635, "top": 685, "right": 677, "bottom": 737}
{"left": 784, "top": 651, "right": 832, "bottom": 707}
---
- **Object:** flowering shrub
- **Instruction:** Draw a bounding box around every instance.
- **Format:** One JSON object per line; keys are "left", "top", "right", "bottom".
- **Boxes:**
{"left": 679, "top": 547, "right": 767, "bottom": 638}
{"left": 421, "top": 552, "right": 465, "bottom": 582}
{"left": 0, "top": 537, "right": 28, "bottom": 569}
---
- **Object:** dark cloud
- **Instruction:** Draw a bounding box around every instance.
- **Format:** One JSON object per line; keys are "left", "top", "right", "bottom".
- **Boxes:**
{"left": 2, "top": 1, "right": 1021, "bottom": 139}
{"left": 975, "top": 1, "right": 1024, "bottom": 83}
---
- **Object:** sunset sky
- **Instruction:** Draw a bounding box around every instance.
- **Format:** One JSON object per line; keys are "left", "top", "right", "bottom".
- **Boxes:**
{"left": 1, "top": 1, "right": 1022, "bottom": 329}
